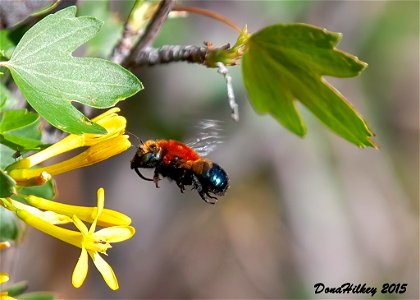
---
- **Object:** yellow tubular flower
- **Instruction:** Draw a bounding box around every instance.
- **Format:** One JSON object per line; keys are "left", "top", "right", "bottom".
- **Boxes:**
{"left": 0, "top": 273, "right": 9, "bottom": 284}
{"left": 0, "top": 272, "right": 16, "bottom": 300}
{"left": 72, "top": 188, "right": 135, "bottom": 290}
{"left": 15, "top": 208, "right": 82, "bottom": 248}
{"left": 10, "top": 199, "right": 72, "bottom": 224}
{"left": 8, "top": 135, "right": 131, "bottom": 185}
{"left": 7, "top": 108, "right": 126, "bottom": 171}
{"left": 6, "top": 108, "right": 131, "bottom": 186}
{"left": 23, "top": 194, "right": 132, "bottom": 227}
{"left": 88, "top": 108, "right": 127, "bottom": 142}
{"left": 11, "top": 171, "right": 51, "bottom": 187}
{"left": 12, "top": 188, "right": 134, "bottom": 290}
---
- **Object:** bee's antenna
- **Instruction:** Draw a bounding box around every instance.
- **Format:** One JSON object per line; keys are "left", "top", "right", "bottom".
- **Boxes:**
{"left": 134, "top": 168, "right": 154, "bottom": 182}
{"left": 126, "top": 130, "right": 144, "bottom": 146}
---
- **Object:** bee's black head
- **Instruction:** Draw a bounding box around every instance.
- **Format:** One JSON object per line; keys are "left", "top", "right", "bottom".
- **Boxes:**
{"left": 130, "top": 142, "right": 162, "bottom": 169}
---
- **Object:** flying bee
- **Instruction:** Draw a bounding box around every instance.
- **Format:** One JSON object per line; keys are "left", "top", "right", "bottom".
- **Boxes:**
{"left": 130, "top": 120, "right": 229, "bottom": 204}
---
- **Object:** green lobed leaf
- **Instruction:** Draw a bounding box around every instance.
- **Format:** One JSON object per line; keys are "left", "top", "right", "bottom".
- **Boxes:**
{"left": 6, "top": 6, "right": 142, "bottom": 134}
{"left": 242, "top": 24, "right": 376, "bottom": 147}
{"left": 0, "top": 109, "right": 42, "bottom": 149}
{"left": 0, "top": 168, "right": 16, "bottom": 197}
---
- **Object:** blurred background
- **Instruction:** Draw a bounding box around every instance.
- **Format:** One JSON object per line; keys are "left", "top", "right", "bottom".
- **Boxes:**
{"left": 6, "top": 0, "right": 419, "bottom": 299}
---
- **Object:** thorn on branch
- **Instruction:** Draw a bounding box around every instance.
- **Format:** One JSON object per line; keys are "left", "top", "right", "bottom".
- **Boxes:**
{"left": 216, "top": 62, "right": 239, "bottom": 122}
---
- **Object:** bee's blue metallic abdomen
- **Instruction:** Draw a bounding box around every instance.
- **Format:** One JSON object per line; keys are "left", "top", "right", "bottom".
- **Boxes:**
{"left": 203, "top": 163, "right": 229, "bottom": 195}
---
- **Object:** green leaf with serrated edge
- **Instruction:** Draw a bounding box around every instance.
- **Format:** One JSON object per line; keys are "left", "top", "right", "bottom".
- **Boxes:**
{"left": 242, "top": 24, "right": 375, "bottom": 148}
{"left": 0, "top": 109, "right": 42, "bottom": 149}
{"left": 6, "top": 6, "right": 142, "bottom": 134}
{"left": 0, "top": 206, "right": 19, "bottom": 241}
{"left": 0, "top": 168, "right": 16, "bottom": 197}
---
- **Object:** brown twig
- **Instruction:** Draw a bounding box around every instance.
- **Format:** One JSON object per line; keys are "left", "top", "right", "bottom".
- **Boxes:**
{"left": 129, "top": 45, "right": 208, "bottom": 67}
{"left": 123, "top": 0, "right": 176, "bottom": 67}
{"left": 110, "top": 14, "right": 144, "bottom": 64}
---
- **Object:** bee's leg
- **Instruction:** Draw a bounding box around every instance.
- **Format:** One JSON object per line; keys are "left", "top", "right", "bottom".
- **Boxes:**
{"left": 192, "top": 175, "right": 202, "bottom": 192}
{"left": 153, "top": 169, "right": 161, "bottom": 188}
{"left": 177, "top": 169, "right": 189, "bottom": 193}
{"left": 192, "top": 175, "right": 215, "bottom": 204}
{"left": 199, "top": 191, "right": 217, "bottom": 204}
{"left": 176, "top": 181, "right": 185, "bottom": 193}
{"left": 205, "top": 193, "right": 218, "bottom": 204}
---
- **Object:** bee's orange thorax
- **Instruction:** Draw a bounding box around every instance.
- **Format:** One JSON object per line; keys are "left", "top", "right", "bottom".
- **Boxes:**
{"left": 158, "top": 140, "right": 200, "bottom": 165}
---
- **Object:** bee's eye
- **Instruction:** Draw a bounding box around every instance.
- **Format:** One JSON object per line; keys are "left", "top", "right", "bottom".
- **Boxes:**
{"left": 149, "top": 144, "right": 157, "bottom": 151}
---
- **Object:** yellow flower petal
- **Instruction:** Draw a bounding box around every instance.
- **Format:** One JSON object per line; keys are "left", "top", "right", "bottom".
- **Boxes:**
{"left": 7, "top": 108, "right": 129, "bottom": 188}
{"left": 83, "top": 116, "right": 126, "bottom": 145}
{"left": 24, "top": 195, "right": 132, "bottom": 227}
{"left": 7, "top": 108, "right": 125, "bottom": 172}
{"left": 89, "top": 251, "right": 119, "bottom": 290}
{"left": 15, "top": 209, "right": 82, "bottom": 248}
{"left": 92, "top": 107, "right": 121, "bottom": 122}
{"left": 72, "top": 215, "right": 89, "bottom": 237}
{"left": 94, "top": 226, "right": 136, "bottom": 243}
{"left": 6, "top": 135, "right": 83, "bottom": 170}
{"left": 88, "top": 188, "right": 104, "bottom": 234}
{"left": 10, "top": 200, "right": 72, "bottom": 224}
{"left": 78, "top": 135, "right": 131, "bottom": 169}
{"left": 96, "top": 188, "right": 105, "bottom": 219}
{"left": 72, "top": 247, "right": 88, "bottom": 288}
{"left": 10, "top": 171, "right": 51, "bottom": 187}
{"left": 0, "top": 273, "right": 9, "bottom": 284}
{"left": 9, "top": 136, "right": 131, "bottom": 183}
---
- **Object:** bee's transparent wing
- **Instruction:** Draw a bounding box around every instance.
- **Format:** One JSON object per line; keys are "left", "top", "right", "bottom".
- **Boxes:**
{"left": 187, "top": 119, "right": 224, "bottom": 156}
